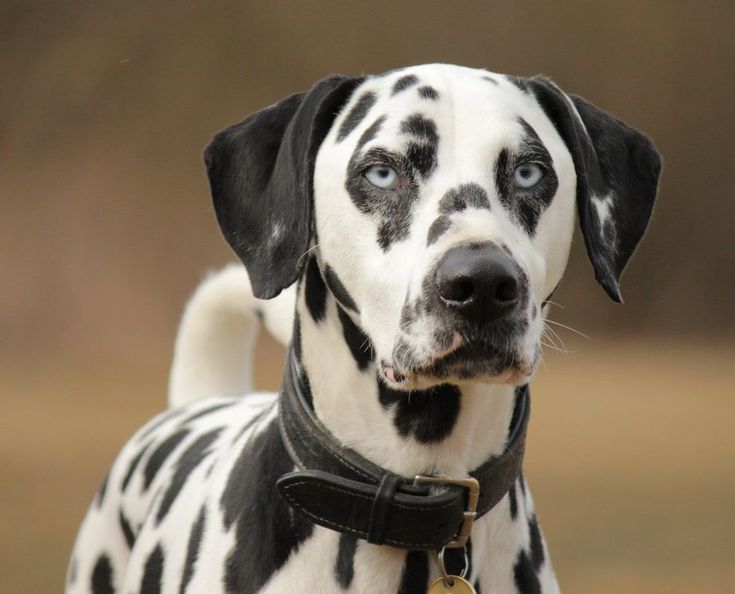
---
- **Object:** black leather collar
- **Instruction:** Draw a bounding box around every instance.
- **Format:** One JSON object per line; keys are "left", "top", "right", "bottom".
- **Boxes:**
{"left": 276, "top": 349, "right": 530, "bottom": 550}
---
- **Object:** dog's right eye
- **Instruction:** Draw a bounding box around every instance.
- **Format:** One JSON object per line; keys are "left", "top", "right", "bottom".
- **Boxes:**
{"left": 364, "top": 165, "right": 399, "bottom": 190}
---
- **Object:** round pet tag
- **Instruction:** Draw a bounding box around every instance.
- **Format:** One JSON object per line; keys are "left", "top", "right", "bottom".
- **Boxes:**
{"left": 426, "top": 575, "right": 477, "bottom": 594}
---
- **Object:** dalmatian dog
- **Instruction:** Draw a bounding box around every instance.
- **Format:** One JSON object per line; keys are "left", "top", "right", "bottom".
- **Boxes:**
{"left": 67, "top": 64, "right": 660, "bottom": 594}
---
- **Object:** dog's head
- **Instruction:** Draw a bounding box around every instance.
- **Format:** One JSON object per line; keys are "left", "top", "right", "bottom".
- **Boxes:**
{"left": 205, "top": 64, "right": 661, "bottom": 390}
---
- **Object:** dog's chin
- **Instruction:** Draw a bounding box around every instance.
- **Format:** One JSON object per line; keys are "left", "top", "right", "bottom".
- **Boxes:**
{"left": 382, "top": 341, "right": 537, "bottom": 390}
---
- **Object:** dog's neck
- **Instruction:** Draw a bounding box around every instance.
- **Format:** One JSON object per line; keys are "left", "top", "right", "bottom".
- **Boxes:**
{"left": 294, "top": 264, "right": 519, "bottom": 479}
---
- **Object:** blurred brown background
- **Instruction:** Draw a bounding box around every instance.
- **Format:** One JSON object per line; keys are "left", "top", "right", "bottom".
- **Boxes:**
{"left": 2, "top": 1, "right": 734, "bottom": 592}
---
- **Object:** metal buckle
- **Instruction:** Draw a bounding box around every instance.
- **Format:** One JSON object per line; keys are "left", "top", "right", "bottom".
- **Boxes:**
{"left": 413, "top": 474, "right": 480, "bottom": 548}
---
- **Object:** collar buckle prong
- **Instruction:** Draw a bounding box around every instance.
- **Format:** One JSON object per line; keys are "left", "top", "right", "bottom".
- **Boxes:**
{"left": 413, "top": 475, "right": 480, "bottom": 548}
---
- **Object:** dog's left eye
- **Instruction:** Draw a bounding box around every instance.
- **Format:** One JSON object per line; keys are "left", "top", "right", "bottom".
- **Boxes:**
{"left": 364, "top": 165, "right": 399, "bottom": 190}
{"left": 514, "top": 163, "right": 545, "bottom": 189}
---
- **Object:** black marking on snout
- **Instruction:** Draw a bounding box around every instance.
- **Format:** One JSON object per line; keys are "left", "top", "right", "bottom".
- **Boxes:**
{"left": 91, "top": 554, "right": 114, "bottom": 594}
{"left": 401, "top": 114, "right": 439, "bottom": 179}
{"left": 439, "top": 183, "right": 491, "bottom": 214}
{"left": 337, "top": 91, "right": 377, "bottom": 142}
{"left": 426, "top": 215, "right": 452, "bottom": 246}
{"left": 141, "top": 544, "right": 164, "bottom": 594}
{"left": 324, "top": 265, "right": 359, "bottom": 313}
{"left": 495, "top": 120, "right": 558, "bottom": 236}
{"left": 392, "top": 74, "right": 419, "bottom": 95}
{"left": 334, "top": 534, "right": 357, "bottom": 588}
{"left": 417, "top": 85, "right": 439, "bottom": 100}
{"left": 378, "top": 380, "right": 461, "bottom": 443}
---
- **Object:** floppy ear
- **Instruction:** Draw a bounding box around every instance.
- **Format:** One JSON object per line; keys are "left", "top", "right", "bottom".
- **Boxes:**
{"left": 526, "top": 77, "right": 662, "bottom": 302}
{"left": 204, "top": 75, "right": 363, "bottom": 299}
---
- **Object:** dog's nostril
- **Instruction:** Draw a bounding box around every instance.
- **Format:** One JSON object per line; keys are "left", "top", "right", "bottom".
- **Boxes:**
{"left": 439, "top": 276, "right": 474, "bottom": 303}
{"left": 494, "top": 279, "right": 519, "bottom": 303}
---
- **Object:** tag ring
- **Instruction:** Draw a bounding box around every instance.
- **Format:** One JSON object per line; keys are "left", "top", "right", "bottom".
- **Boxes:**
{"left": 435, "top": 545, "right": 469, "bottom": 586}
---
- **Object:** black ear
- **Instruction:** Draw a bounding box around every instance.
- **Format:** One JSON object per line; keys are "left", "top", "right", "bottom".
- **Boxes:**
{"left": 204, "top": 75, "right": 363, "bottom": 299}
{"left": 526, "top": 77, "right": 662, "bottom": 302}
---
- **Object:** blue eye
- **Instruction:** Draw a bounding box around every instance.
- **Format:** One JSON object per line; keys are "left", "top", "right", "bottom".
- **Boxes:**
{"left": 364, "top": 165, "right": 399, "bottom": 189}
{"left": 514, "top": 163, "right": 545, "bottom": 189}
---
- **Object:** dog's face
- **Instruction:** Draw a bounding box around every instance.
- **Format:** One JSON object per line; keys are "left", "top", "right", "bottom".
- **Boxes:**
{"left": 205, "top": 64, "right": 661, "bottom": 390}
{"left": 313, "top": 65, "right": 577, "bottom": 388}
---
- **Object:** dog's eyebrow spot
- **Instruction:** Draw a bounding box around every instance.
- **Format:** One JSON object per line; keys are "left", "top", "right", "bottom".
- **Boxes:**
{"left": 401, "top": 114, "right": 439, "bottom": 179}
{"left": 439, "top": 183, "right": 490, "bottom": 214}
{"left": 426, "top": 215, "right": 452, "bottom": 246}
{"left": 482, "top": 75, "right": 499, "bottom": 85}
{"left": 324, "top": 265, "right": 359, "bottom": 314}
{"left": 337, "top": 91, "right": 377, "bottom": 142}
{"left": 401, "top": 114, "right": 436, "bottom": 140}
{"left": 356, "top": 115, "right": 386, "bottom": 150}
{"left": 417, "top": 85, "right": 439, "bottom": 100}
{"left": 392, "top": 74, "right": 419, "bottom": 95}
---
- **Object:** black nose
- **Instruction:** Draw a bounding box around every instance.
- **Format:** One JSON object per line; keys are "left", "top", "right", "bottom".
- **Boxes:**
{"left": 434, "top": 244, "right": 522, "bottom": 322}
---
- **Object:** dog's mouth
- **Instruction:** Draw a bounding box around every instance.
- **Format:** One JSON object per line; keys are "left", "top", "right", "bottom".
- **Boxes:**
{"left": 383, "top": 331, "right": 536, "bottom": 388}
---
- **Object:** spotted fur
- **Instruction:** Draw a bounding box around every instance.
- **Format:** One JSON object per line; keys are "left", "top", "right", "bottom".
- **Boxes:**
{"left": 68, "top": 64, "right": 660, "bottom": 594}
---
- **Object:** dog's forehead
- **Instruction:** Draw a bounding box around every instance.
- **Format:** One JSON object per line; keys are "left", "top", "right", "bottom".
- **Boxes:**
{"left": 329, "top": 64, "right": 545, "bottom": 152}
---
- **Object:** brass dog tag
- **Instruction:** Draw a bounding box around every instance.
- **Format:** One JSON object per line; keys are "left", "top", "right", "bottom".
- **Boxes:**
{"left": 426, "top": 575, "right": 477, "bottom": 594}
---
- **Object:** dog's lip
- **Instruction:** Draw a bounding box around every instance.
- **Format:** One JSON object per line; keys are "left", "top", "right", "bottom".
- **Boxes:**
{"left": 382, "top": 332, "right": 464, "bottom": 385}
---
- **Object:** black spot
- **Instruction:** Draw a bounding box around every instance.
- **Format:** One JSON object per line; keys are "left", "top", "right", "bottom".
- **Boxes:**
{"left": 334, "top": 534, "right": 357, "bottom": 589}
{"left": 528, "top": 515, "right": 545, "bottom": 570}
{"left": 337, "top": 307, "right": 373, "bottom": 371}
{"left": 401, "top": 114, "right": 438, "bottom": 179}
{"left": 482, "top": 75, "right": 499, "bottom": 85}
{"left": 304, "top": 256, "right": 328, "bottom": 324}
{"left": 337, "top": 91, "right": 377, "bottom": 141}
{"left": 426, "top": 215, "right": 452, "bottom": 246}
{"left": 180, "top": 506, "right": 207, "bottom": 594}
{"left": 182, "top": 401, "right": 234, "bottom": 425}
{"left": 119, "top": 510, "right": 136, "bottom": 549}
{"left": 96, "top": 473, "right": 109, "bottom": 508}
{"left": 91, "top": 554, "right": 114, "bottom": 594}
{"left": 397, "top": 551, "right": 429, "bottom": 594}
{"left": 392, "top": 74, "right": 419, "bottom": 95}
{"left": 143, "top": 429, "right": 190, "bottom": 491}
{"left": 141, "top": 545, "right": 164, "bottom": 594}
{"left": 156, "top": 429, "right": 222, "bottom": 524}
{"left": 356, "top": 116, "right": 385, "bottom": 149}
{"left": 122, "top": 440, "right": 152, "bottom": 491}
{"left": 378, "top": 381, "right": 461, "bottom": 443}
{"left": 222, "top": 419, "right": 314, "bottom": 593}
{"left": 508, "top": 481, "right": 518, "bottom": 520}
{"left": 292, "top": 311, "right": 303, "bottom": 362}
{"left": 324, "top": 265, "right": 359, "bottom": 313}
{"left": 513, "top": 550, "right": 542, "bottom": 594}
{"left": 519, "top": 473, "right": 527, "bottom": 496}
{"left": 474, "top": 580, "right": 483, "bottom": 593}
{"left": 417, "top": 85, "right": 439, "bottom": 100}
{"left": 439, "top": 183, "right": 490, "bottom": 214}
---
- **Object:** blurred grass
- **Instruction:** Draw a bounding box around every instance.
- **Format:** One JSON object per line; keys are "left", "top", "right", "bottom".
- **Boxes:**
{"left": 2, "top": 336, "right": 733, "bottom": 593}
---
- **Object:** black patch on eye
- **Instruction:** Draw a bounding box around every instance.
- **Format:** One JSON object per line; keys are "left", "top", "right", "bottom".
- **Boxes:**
{"left": 426, "top": 215, "right": 452, "bottom": 246}
{"left": 397, "top": 551, "right": 429, "bottom": 594}
{"left": 439, "top": 183, "right": 490, "bottom": 214}
{"left": 119, "top": 510, "right": 135, "bottom": 549}
{"left": 495, "top": 122, "right": 559, "bottom": 236}
{"left": 528, "top": 515, "right": 545, "bottom": 569}
{"left": 417, "top": 85, "right": 439, "bottom": 100}
{"left": 513, "top": 549, "right": 542, "bottom": 594}
{"left": 508, "top": 481, "right": 518, "bottom": 520}
{"left": 378, "top": 380, "right": 461, "bottom": 443}
{"left": 482, "top": 75, "right": 499, "bottom": 85}
{"left": 337, "top": 307, "right": 374, "bottom": 371}
{"left": 143, "top": 429, "right": 190, "bottom": 491}
{"left": 324, "top": 265, "right": 359, "bottom": 313}
{"left": 222, "top": 419, "right": 314, "bottom": 593}
{"left": 357, "top": 115, "right": 386, "bottom": 149}
{"left": 304, "top": 256, "right": 328, "bottom": 323}
{"left": 334, "top": 534, "right": 357, "bottom": 589}
{"left": 180, "top": 506, "right": 207, "bottom": 594}
{"left": 337, "top": 91, "right": 377, "bottom": 142}
{"left": 392, "top": 74, "right": 419, "bottom": 95}
{"left": 156, "top": 428, "right": 222, "bottom": 525}
{"left": 141, "top": 544, "right": 164, "bottom": 594}
{"left": 91, "top": 554, "right": 114, "bottom": 594}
